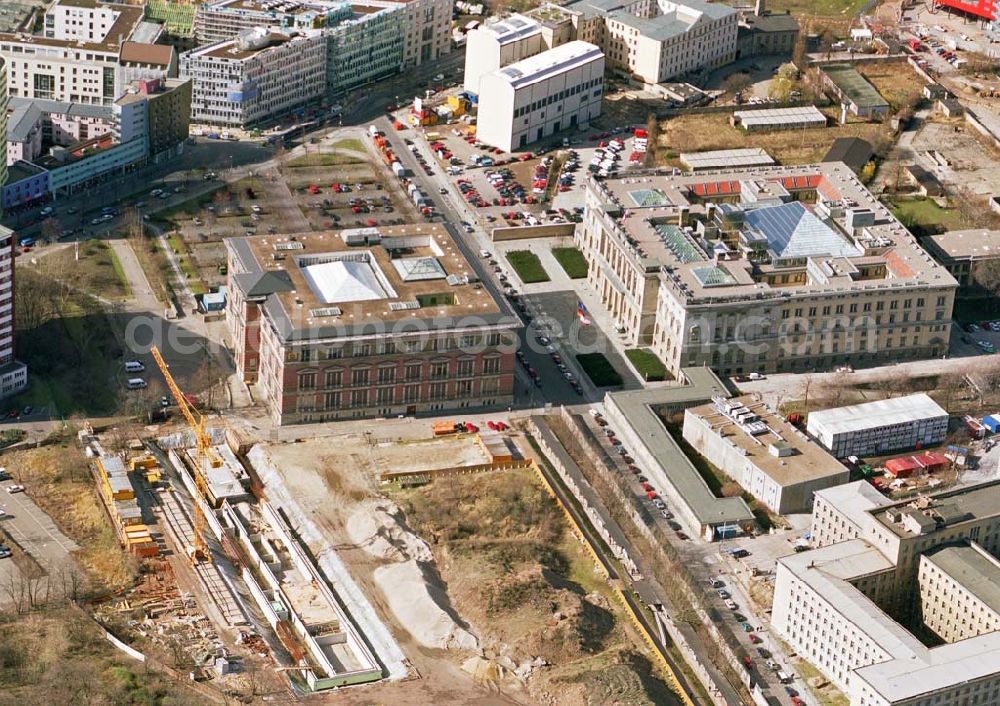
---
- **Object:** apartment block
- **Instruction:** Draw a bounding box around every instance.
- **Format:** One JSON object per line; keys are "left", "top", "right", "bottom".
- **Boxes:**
{"left": 225, "top": 225, "right": 518, "bottom": 425}
{"left": 0, "top": 60, "right": 28, "bottom": 399}
{"left": 181, "top": 28, "right": 326, "bottom": 128}
{"left": 113, "top": 77, "right": 192, "bottom": 163}
{"left": 324, "top": 6, "right": 405, "bottom": 96}
{"left": 576, "top": 163, "right": 957, "bottom": 376}
{"left": 0, "top": 0, "right": 173, "bottom": 106}
{"left": 806, "top": 394, "right": 948, "bottom": 459}
{"left": 774, "top": 481, "right": 1000, "bottom": 706}
{"left": 476, "top": 41, "right": 604, "bottom": 152}
{"left": 463, "top": 14, "right": 547, "bottom": 95}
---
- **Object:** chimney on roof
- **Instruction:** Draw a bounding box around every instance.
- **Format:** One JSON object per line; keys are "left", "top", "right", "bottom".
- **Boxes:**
{"left": 754, "top": 0, "right": 765, "bottom": 16}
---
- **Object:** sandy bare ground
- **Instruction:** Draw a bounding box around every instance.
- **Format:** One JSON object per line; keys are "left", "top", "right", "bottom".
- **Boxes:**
{"left": 257, "top": 436, "right": 527, "bottom": 705}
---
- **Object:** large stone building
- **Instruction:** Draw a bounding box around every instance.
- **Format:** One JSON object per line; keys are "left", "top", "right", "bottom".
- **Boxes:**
{"left": 225, "top": 225, "right": 518, "bottom": 425}
{"left": 774, "top": 481, "right": 1000, "bottom": 706}
{"left": 0, "top": 0, "right": 175, "bottom": 106}
{"left": 113, "top": 77, "right": 192, "bottom": 163}
{"left": 575, "top": 163, "right": 957, "bottom": 377}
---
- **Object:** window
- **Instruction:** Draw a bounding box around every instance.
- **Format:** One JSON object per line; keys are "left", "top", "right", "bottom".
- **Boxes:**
{"left": 404, "top": 384, "right": 420, "bottom": 402}
{"left": 298, "top": 371, "right": 316, "bottom": 390}
{"left": 405, "top": 362, "right": 422, "bottom": 381}
{"left": 325, "top": 369, "right": 342, "bottom": 388}
{"left": 377, "top": 366, "right": 396, "bottom": 384}
{"left": 457, "top": 359, "right": 474, "bottom": 377}
{"left": 457, "top": 380, "right": 473, "bottom": 397}
{"left": 350, "top": 389, "right": 369, "bottom": 407}
{"left": 429, "top": 382, "right": 447, "bottom": 400}
{"left": 376, "top": 387, "right": 394, "bottom": 404}
{"left": 324, "top": 391, "right": 340, "bottom": 409}
{"left": 431, "top": 361, "right": 449, "bottom": 379}
{"left": 483, "top": 357, "right": 501, "bottom": 374}
{"left": 300, "top": 348, "right": 313, "bottom": 362}
{"left": 351, "top": 368, "right": 370, "bottom": 386}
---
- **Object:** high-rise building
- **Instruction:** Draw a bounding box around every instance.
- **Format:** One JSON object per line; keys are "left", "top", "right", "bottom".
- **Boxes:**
{"left": 0, "top": 57, "right": 29, "bottom": 399}
{"left": 113, "top": 77, "right": 192, "bottom": 163}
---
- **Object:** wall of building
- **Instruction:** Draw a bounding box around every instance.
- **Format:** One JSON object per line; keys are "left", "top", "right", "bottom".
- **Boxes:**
{"left": 808, "top": 413, "right": 949, "bottom": 459}
{"left": 476, "top": 48, "right": 604, "bottom": 152}
{"left": 918, "top": 551, "right": 1000, "bottom": 644}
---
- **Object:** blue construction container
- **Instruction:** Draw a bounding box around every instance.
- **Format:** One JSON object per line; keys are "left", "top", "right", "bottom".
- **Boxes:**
{"left": 982, "top": 415, "right": 1000, "bottom": 433}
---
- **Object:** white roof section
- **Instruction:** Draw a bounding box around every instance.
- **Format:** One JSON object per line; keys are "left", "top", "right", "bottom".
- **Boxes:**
{"left": 680, "top": 147, "right": 775, "bottom": 170}
{"left": 495, "top": 40, "right": 603, "bottom": 89}
{"left": 301, "top": 258, "right": 388, "bottom": 303}
{"left": 808, "top": 393, "right": 947, "bottom": 437}
{"left": 783, "top": 538, "right": 1000, "bottom": 702}
{"left": 392, "top": 257, "right": 447, "bottom": 282}
{"left": 481, "top": 13, "right": 541, "bottom": 44}
{"left": 733, "top": 105, "right": 827, "bottom": 129}
{"left": 815, "top": 480, "right": 892, "bottom": 530}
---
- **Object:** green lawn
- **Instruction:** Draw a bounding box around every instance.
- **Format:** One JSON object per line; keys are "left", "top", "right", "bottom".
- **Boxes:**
{"left": 625, "top": 349, "right": 668, "bottom": 382}
{"left": 551, "top": 247, "right": 588, "bottom": 279}
{"left": 165, "top": 233, "right": 206, "bottom": 295}
{"left": 506, "top": 250, "right": 550, "bottom": 283}
{"left": 575, "top": 353, "right": 623, "bottom": 387}
{"left": 890, "top": 197, "right": 966, "bottom": 237}
{"left": 331, "top": 137, "right": 365, "bottom": 153}
{"left": 767, "top": 0, "right": 868, "bottom": 16}
{"left": 286, "top": 152, "right": 363, "bottom": 168}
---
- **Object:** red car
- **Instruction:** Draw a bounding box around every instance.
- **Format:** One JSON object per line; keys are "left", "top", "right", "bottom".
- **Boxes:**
{"left": 749, "top": 633, "right": 762, "bottom": 644}
{"left": 486, "top": 421, "right": 497, "bottom": 431}
{"left": 464, "top": 422, "right": 479, "bottom": 433}
{"left": 495, "top": 421, "right": 508, "bottom": 431}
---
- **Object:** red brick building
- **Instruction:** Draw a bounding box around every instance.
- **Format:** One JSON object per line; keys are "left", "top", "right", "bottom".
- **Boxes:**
{"left": 226, "top": 224, "right": 518, "bottom": 425}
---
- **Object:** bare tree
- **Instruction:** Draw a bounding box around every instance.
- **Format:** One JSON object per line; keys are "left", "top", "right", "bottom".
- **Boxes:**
{"left": 40, "top": 217, "right": 63, "bottom": 244}
{"left": 724, "top": 72, "right": 753, "bottom": 99}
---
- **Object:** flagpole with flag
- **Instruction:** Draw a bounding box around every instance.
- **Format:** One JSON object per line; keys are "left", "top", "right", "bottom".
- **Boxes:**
{"left": 577, "top": 300, "right": 591, "bottom": 325}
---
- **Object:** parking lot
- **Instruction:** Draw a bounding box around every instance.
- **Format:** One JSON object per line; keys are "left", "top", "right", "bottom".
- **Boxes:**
{"left": 400, "top": 116, "right": 644, "bottom": 231}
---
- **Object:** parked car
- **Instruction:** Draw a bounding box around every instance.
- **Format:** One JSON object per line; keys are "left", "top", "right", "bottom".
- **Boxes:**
{"left": 6, "top": 484, "right": 25, "bottom": 494}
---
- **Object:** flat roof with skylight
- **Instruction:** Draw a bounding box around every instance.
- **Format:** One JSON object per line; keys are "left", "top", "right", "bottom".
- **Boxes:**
{"left": 587, "top": 162, "right": 956, "bottom": 305}
{"left": 226, "top": 224, "right": 509, "bottom": 342}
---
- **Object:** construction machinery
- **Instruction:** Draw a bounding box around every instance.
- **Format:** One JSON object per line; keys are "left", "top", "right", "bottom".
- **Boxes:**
{"left": 151, "top": 345, "right": 219, "bottom": 564}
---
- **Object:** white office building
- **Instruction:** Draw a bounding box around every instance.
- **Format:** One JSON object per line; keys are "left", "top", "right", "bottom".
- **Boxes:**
{"left": 553, "top": 0, "right": 738, "bottom": 84}
{"left": 476, "top": 40, "right": 604, "bottom": 152}
{"left": 806, "top": 393, "right": 949, "bottom": 459}
{"left": 0, "top": 0, "right": 171, "bottom": 106}
{"left": 180, "top": 28, "right": 327, "bottom": 128}
{"left": 463, "top": 14, "right": 546, "bottom": 94}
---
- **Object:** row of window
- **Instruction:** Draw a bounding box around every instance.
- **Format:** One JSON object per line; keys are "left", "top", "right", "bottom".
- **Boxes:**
{"left": 289, "top": 333, "right": 508, "bottom": 362}
{"left": 297, "top": 357, "right": 503, "bottom": 390}
{"left": 513, "top": 78, "right": 602, "bottom": 119}
{"left": 295, "top": 377, "right": 503, "bottom": 411}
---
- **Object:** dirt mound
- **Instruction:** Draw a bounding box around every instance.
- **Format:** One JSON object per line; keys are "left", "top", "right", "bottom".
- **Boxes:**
{"left": 348, "top": 499, "right": 477, "bottom": 651}
{"left": 346, "top": 499, "right": 433, "bottom": 563}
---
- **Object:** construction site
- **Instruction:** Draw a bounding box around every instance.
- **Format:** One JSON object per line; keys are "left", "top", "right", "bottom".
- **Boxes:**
{"left": 64, "top": 347, "right": 404, "bottom": 700}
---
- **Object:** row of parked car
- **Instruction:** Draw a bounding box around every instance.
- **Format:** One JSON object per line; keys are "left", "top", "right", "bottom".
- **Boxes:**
{"left": 591, "top": 410, "right": 687, "bottom": 537}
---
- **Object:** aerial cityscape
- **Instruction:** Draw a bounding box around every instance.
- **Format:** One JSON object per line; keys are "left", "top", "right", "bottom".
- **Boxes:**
{"left": 1, "top": 0, "right": 1000, "bottom": 704}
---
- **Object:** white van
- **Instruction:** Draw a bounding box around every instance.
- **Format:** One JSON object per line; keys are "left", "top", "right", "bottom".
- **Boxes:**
{"left": 124, "top": 361, "right": 145, "bottom": 373}
{"left": 126, "top": 378, "right": 147, "bottom": 390}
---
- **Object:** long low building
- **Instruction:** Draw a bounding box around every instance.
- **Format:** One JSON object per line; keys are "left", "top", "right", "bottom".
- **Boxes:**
{"left": 679, "top": 147, "right": 775, "bottom": 170}
{"left": 683, "top": 395, "right": 849, "bottom": 514}
{"left": 225, "top": 224, "right": 519, "bottom": 425}
{"left": 732, "top": 105, "right": 827, "bottom": 133}
{"left": 806, "top": 393, "right": 948, "bottom": 459}
{"left": 602, "top": 368, "right": 756, "bottom": 541}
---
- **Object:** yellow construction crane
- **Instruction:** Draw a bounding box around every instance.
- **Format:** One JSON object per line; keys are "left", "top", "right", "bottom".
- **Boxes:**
{"left": 151, "top": 345, "right": 219, "bottom": 564}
